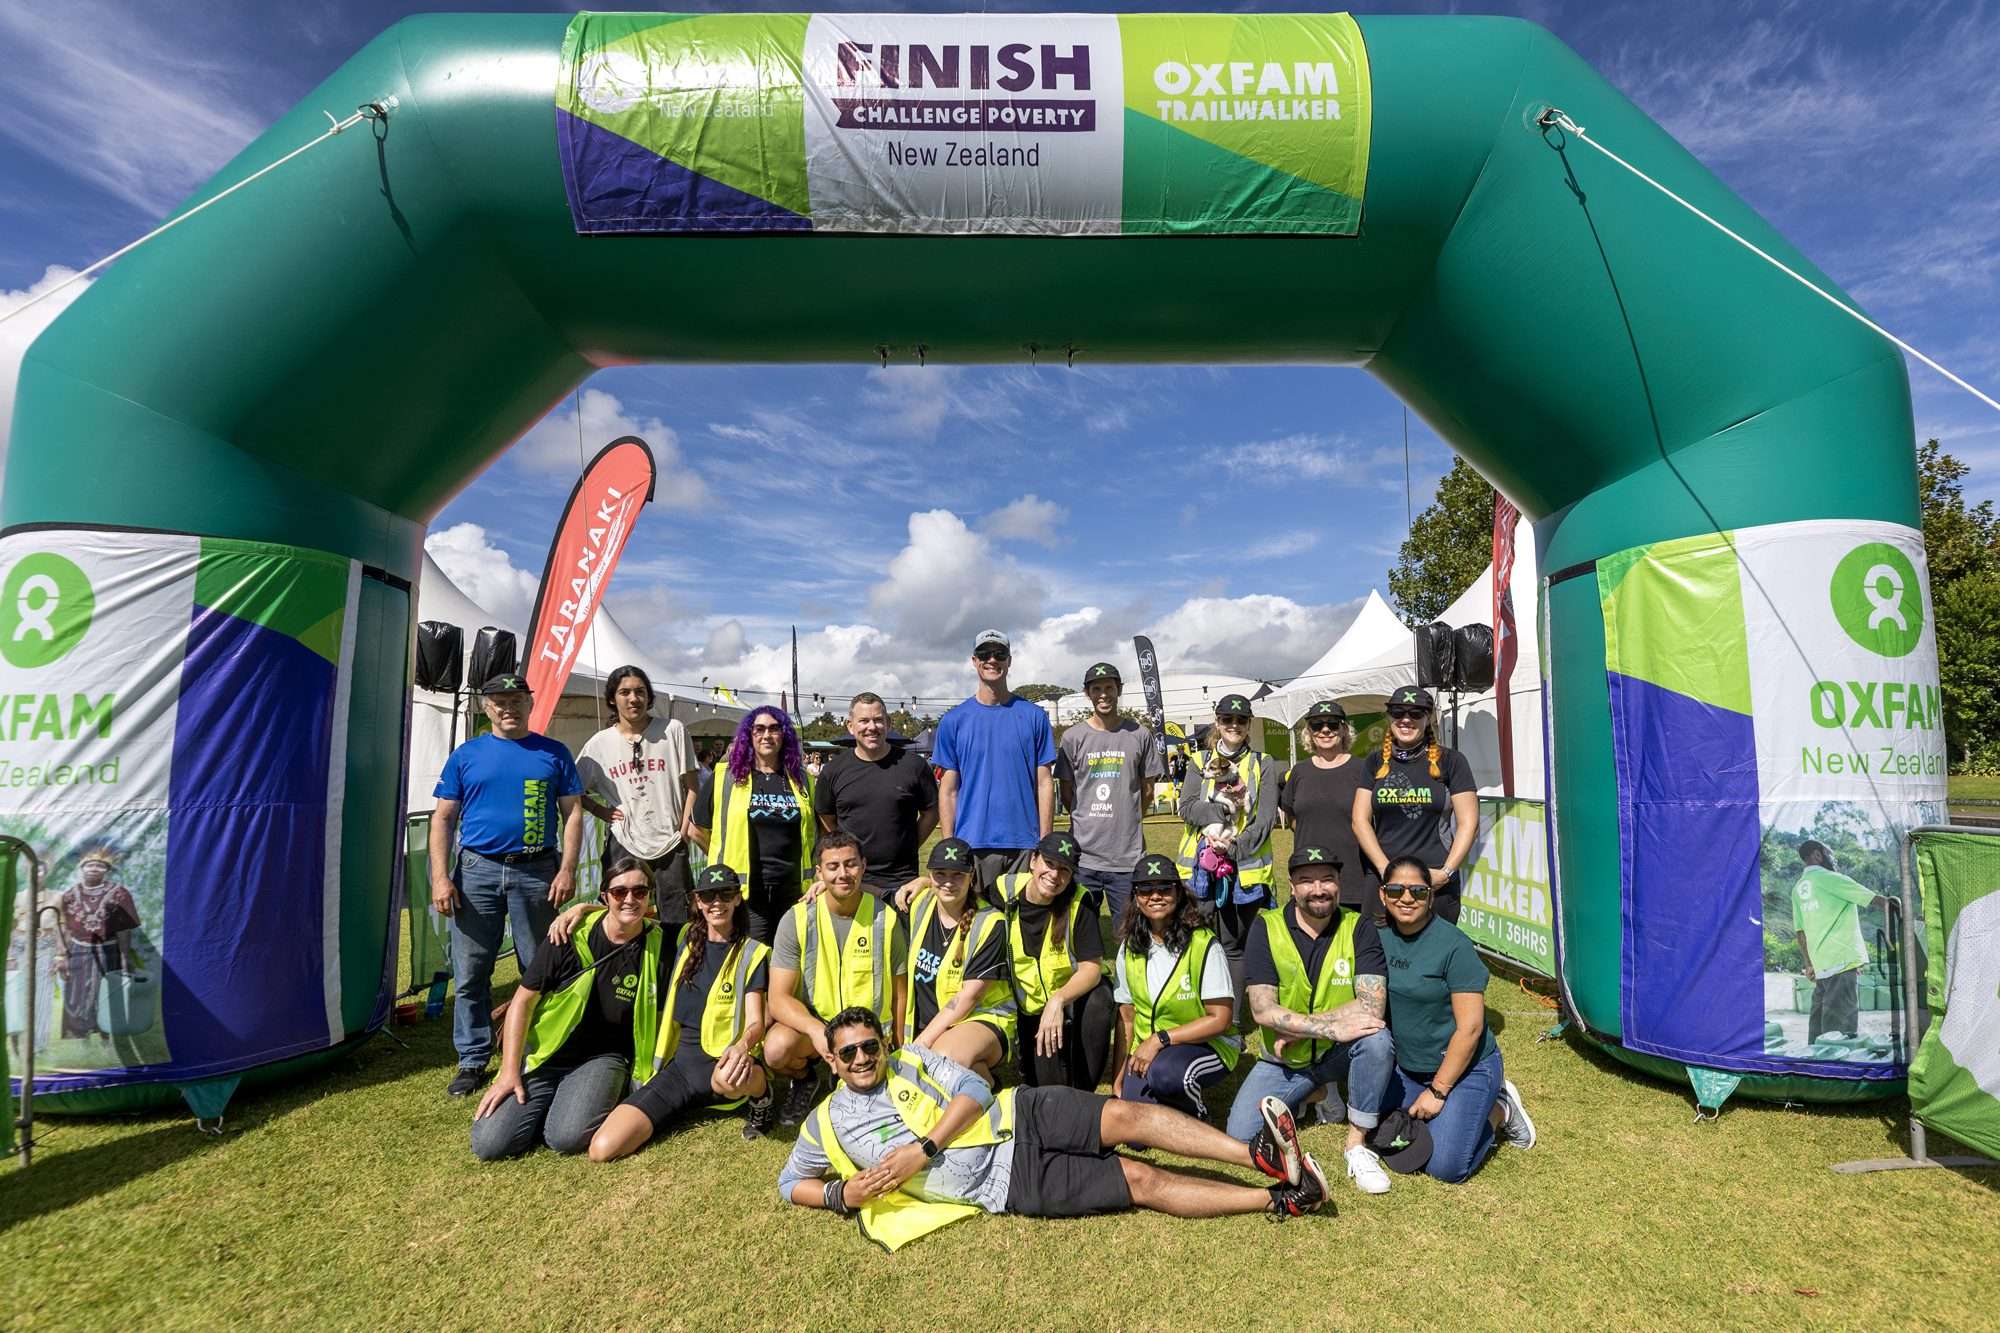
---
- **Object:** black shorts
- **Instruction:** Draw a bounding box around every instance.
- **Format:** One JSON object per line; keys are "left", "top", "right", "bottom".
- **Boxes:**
{"left": 1004, "top": 1086, "right": 1132, "bottom": 1218}
{"left": 620, "top": 1050, "right": 722, "bottom": 1132}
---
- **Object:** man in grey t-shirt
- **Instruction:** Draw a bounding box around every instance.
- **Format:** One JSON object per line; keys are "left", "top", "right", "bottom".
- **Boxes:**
{"left": 1056, "top": 662, "right": 1163, "bottom": 924}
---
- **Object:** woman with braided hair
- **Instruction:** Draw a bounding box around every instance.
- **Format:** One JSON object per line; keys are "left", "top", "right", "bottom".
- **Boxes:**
{"left": 1352, "top": 686, "right": 1478, "bottom": 924}
{"left": 902, "top": 837, "right": 1015, "bottom": 1084}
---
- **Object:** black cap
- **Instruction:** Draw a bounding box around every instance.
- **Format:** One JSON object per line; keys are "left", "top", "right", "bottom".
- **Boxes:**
{"left": 1035, "top": 830, "right": 1081, "bottom": 873}
{"left": 1367, "top": 1108, "right": 1435, "bottom": 1174}
{"left": 1288, "top": 844, "right": 1343, "bottom": 874}
{"left": 928, "top": 837, "right": 975, "bottom": 871}
{"left": 1388, "top": 685, "right": 1434, "bottom": 711}
{"left": 1132, "top": 852, "right": 1180, "bottom": 885}
{"left": 695, "top": 865, "right": 741, "bottom": 894}
{"left": 481, "top": 672, "right": 532, "bottom": 695}
{"left": 1214, "top": 693, "right": 1253, "bottom": 718}
{"left": 1303, "top": 699, "right": 1348, "bottom": 723}
{"left": 1083, "top": 662, "right": 1122, "bottom": 687}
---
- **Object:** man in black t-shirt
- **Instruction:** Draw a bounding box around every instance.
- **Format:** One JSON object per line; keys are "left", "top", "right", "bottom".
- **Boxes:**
{"left": 1278, "top": 699, "right": 1375, "bottom": 908}
{"left": 815, "top": 692, "right": 939, "bottom": 903}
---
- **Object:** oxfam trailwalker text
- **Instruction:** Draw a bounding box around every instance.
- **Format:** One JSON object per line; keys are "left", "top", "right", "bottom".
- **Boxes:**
{"left": 556, "top": 12, "right": 1371, "bottom": 235}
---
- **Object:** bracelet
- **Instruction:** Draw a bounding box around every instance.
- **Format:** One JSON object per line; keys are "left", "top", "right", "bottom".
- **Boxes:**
{"left": 824, "top": 1178, "right": 852, "bottom": 1217}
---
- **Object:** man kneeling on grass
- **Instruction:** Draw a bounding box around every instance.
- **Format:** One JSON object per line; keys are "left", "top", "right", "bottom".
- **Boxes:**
{"left": 777, "top": 1007, "right": 1329, "bottom": 1250}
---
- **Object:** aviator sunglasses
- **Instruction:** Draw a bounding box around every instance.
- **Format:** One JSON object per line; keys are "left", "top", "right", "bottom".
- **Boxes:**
{"left": 836, "top": 1037, "right": 882, "bottom": 1062}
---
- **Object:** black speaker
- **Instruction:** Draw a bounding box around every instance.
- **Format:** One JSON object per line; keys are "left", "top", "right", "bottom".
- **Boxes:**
{"left": 467, "top": 626, "right": 519, "bottom": 689}
{"left": 1413, "top": 622, "right": 1456, "bottom": 690}
{"left": 1453, "top": 623, "right": 1496, "bottom": 693}
{"left": 414, "top": 621, "right": 464, "bottom": 694}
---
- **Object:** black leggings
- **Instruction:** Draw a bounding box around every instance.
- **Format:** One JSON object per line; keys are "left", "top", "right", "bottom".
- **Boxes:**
{"left": 1017, "top": 981, "right": 1116, "bottom": 1091}
{"left": 621, "top": 1050, "right": 724, "bottom": 1132}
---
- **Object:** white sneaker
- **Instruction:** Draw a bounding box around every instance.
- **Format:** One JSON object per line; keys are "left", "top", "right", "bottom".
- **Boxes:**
{"left": 1496, "top": 1079, "right": 1537, "bottom": 1149}
{"left": 1343, "top": 1143, "right": 1391, "bottom": 1195}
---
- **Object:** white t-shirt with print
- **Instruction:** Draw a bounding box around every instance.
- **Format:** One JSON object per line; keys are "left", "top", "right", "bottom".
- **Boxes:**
{"left": 576, "top": 717, "right": 697, "bottom": 860}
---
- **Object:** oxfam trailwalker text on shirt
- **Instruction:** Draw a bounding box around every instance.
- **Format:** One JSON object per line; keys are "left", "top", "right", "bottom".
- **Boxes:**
{"left": 557, "top": 12, "right": 1371, "bottom": 235}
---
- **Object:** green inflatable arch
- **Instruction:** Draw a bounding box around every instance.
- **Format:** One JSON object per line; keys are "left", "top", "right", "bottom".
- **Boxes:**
{"left": 4, "top": 12, "right": 1942, "bottom": 1112}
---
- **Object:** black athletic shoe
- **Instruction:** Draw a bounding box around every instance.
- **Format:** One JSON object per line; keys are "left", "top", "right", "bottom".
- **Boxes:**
{"left": 778, "top": 1071, "right": 820, "bottom": 1128}
{"left": 742, "top": 1093, "right": 776, "bottom": 1141}
{"left": 447, "top": 1065, "right": 488, "bottom": 1099}
{"left": 1267, "top": 1152, "right": 1332, "bottom": 1220}
{"left": 1249, "top": 1094, "right": 1304, "bottom": 1185}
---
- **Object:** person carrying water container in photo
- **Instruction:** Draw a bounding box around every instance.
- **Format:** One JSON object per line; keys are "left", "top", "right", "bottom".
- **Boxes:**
{"left": 1353, "top": 686, "right": 1478, "bottom": 925}
{"left": 1790, "top": 840, "right": 1888, "bottom": 1043}
{"left": 1175, "top": 693, "right": 1282, "bottom": 1024}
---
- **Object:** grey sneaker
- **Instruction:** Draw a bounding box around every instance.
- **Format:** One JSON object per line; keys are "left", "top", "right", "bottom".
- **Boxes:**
{"left": 778, "top": 1070, "right": 821, "bottom": 1128}
{"left": 446, "top": 1065, "right": 488, "bottom": 1098}
{"left": 741, "top": 1093, "right": 776, "bottom": 1141}
{"left": 1496, "top": 1079, "right": 1537, "bottom": 1149}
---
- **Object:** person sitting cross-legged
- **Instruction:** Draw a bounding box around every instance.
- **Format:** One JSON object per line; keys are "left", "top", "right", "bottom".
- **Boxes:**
{"left": 777, "top": 1007, "right": 1330, "bottom": 1251}
{"left": 1111, "top": 853, "right": 1240, "bottom": 1120}
{"left": 901, "top": 837, "right": 1016, "bottom": 1084}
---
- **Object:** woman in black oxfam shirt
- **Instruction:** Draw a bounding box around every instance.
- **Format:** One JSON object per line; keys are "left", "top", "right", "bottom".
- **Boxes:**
{"left": 1352, "top": 686, "right": 1478, "bottom": 924}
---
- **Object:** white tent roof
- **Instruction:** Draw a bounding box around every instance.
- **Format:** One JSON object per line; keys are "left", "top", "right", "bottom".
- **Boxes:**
{"left": 1256, "top": 590, "right": 1409, "bottom": 727}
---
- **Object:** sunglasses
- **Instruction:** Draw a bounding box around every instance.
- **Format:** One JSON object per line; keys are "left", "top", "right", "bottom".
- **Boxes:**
{"left": 604, "top": 883, "right": 652, "bottom": 901}
{"left": 974, "top": 650, "right": 1010, "bottom": 663}
{"left": 693, "top": 889, "right": 738, "bottom": 906}
{"left": 835, "top": 1037, "right": 882, "bottom": 1062}
{"left": 1307, "top": 719, "right": 1343, "bottom": 732}
{"left": 1382, "top": 883, "right": 1433, "bottom": 902}
{"left": 1217, "top": 715, "right": 1250, "bottom": 725}
{"left": 1388, "top": 709, "right": 1428, "bottom": 722}
{"left": 1133, "top": 883, "right": 1177, "bottom": 898}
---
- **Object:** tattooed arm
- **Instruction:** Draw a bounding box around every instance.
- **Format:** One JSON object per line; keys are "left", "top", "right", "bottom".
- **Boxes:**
{"left": 1246, "top": 977, "right": 1387, "bottom": 1044}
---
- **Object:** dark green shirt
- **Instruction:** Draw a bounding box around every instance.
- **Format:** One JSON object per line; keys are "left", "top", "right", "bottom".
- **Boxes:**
{"left": 1379, "top": 914, "right": 1496, "bottom": 1076}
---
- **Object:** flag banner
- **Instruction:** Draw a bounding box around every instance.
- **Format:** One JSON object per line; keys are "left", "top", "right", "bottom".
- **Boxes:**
{"left": 524, "top": 436, "right": 658, "bottom": 733}
{"left": 1908, "top": 829, "right": 2000, "bottom": 1159}
{"left": 1493, "top": 495, "right": 1521, "bottom": 796}
{"left": 1598, "top": 519, "right": 1946, "bottom": 1080}
{"left": 1462, "top": 797, "right": 1553, "bottom": 977}
{"left": 1133, "top": 635, "right": 1167, "bottom": 748}
{"left": 556, "top": 12, "right": 1371, "bottom": 236}
{"left": 0, "top": 528, "right": 358, "bottom": 1094}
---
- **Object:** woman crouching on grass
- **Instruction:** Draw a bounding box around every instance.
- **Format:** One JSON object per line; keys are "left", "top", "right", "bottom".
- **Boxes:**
{"left": 902, "top": 837, "right": 1016, "bottom": 1084}
{"left": 1112, "top": 853, "right": 1239, "bottom": 1120}
{"left": 1376, "top": 856, "right": 1536, "bottom": 1182}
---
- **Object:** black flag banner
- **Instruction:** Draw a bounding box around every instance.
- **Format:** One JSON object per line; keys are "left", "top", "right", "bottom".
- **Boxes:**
{"left": 1133, "top": 634, "right": 1167, "bottom": 749}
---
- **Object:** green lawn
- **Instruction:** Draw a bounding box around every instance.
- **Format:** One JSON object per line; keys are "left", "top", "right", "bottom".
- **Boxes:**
{"left": 5, "top": 825, "right": 1998, "bottom": 1330}
{"left": 1948, "top": 773, "right": 2000, "bottom": 803}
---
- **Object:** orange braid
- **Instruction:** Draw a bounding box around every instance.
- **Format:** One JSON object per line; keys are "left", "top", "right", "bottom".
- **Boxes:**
{"left": 951, "top": 913, "right": 970, "bottom": 967}
{"left": 1376, "top": 733, "right": 1393, "bottom": 778}
{"left": 1427, "top": 739, "right": 1442, "bottom": 779}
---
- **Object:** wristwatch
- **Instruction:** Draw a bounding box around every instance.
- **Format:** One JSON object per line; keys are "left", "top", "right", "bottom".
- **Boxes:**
{"left": 918, "top": 1135, "right": 941, "bottom": 1159}
{"left": 1158, "top": 1030, "right": 1173, "bottom": 1047}
{"left": 1428, "top": 1082, "right": 1451, "bottom": 1100}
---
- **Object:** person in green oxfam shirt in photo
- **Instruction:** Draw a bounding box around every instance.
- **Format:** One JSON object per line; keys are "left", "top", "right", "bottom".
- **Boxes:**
{"left": 1790, "top": 840, "right": 1887, "bottom": 1042}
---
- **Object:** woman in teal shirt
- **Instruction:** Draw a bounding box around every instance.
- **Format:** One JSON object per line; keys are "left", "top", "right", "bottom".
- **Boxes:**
{"left": 1377, "top": 856, "right": 1537, "bottom": 1181}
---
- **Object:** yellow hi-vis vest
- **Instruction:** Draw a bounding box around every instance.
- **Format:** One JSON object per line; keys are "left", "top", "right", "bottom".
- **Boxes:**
{"left": 1174, "top": 747, "right": 1274, "bottom": 887}
{"left": 653, "top": 926, "right": 771, "bottom": 1058}
{"left": 1256, "top": 906, "right": 1361, "bottom": 1069}
{"left": 1117, "top": 926, "right": 1240, "bottom": 1071}
{"left": 811, "top": 1048, "right": 1017, "bottom": 1252}
{"left": 523, "top": 911, "right": 663, "bottom": 1081}
{"left": 995, "top": 880, "right": 1088, "bottom": 1014}
{"left": 707, "top": 760, "right": 815, "bottom": 891}
{"left": 902, "top": 890, "right": 1017, "bottom": 1048}
{"left": 792, "top": 891, "right": 895, "bottom": 1024}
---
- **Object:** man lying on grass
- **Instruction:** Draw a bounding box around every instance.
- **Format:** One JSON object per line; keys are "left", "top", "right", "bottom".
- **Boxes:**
{"left": 777, "top": 1006, "right": 1329, "bottom": 1250}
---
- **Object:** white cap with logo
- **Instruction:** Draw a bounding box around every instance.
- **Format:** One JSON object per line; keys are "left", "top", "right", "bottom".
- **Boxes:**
{"left": 973, "top": 629, "right": 1009, "bottom": 652}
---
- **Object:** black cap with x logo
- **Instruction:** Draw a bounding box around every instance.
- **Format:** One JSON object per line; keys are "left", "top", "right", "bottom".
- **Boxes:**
{"left": 1035, "top": 830, "right": 1080, "bottom": 872}
{"left": 927, "top": 837, "right": 974, "bottom": 871}
{"left": 1131, "top": 853, "right": 1181, "bottom": 886}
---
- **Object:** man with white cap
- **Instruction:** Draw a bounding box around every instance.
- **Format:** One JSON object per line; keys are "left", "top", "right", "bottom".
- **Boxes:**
{"left": 932, "top": 630, "right": 1057, "bottom": 892}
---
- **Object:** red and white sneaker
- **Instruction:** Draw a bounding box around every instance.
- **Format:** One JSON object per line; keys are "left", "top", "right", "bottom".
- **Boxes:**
{"left": 1249, "top": 1095, "right": 1303, "bottom": 1185}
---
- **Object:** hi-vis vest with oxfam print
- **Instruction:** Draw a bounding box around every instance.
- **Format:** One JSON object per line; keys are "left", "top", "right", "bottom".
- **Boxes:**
{"left": 653, "top": 924, "right": 771, "bottom": 1073}
{"left": 812, "top": 1048, "right": 1017, "bottom": 1252}
{"left": 523, "top": 910, "right": 663, "bottom": 1082}
{"left": 790, "top": 891, "right": 895, "bottom": 1024}
{"left": 1174, "top": 748, "right": 1274, "bottom": 887}
{"left": 1117, "top": 926, "right": 1240, "bottom": 1071}
{"left": 707, "top": 760, "right": 815, "bottom": 891}
{"left": 903, "top": 890, "right": 1018, "bottom": 1047}
{"left": 992, "top": 872, "right": 1088, "bottom": 1013}
{"left": 1256, "top": 905, "right": 1361, "bottom": 1070}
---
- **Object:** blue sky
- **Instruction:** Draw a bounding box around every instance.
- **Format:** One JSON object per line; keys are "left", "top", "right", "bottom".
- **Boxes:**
{"left": 3, "top": 0, "right": 1995, "bottom": 708}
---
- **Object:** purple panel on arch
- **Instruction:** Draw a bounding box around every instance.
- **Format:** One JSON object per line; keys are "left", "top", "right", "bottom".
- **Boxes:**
{"left": 557, "top": 108, "right": 811, "bottom": 233}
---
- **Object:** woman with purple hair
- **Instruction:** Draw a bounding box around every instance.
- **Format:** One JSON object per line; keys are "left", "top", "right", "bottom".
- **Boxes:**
{"left": 689, "top": 705, "right": 816, "bottom": 944}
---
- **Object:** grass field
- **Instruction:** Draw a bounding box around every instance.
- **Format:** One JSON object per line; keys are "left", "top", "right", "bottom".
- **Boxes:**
{"left": 4, "top": 824, "right": 1997, "bottom": 1331}
{"left": 1947, "top": 772, "right": 2000, "bottom": 803}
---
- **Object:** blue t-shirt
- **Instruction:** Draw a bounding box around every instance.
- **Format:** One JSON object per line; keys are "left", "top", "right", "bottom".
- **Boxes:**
{"left": 434, "top": 732, "right": 583, "bottom": 856}
{"left": 931, "top": 695, "right": 1055, "bottom": 850}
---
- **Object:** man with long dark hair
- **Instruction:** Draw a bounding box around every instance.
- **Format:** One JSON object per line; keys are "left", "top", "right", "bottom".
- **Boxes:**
{"left": 577, "top": 665, "right": 699, "bottom": 924}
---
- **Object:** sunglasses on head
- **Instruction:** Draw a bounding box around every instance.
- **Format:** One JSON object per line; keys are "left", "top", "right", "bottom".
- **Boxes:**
{"left": 836, "top": 1037, "right": 882, "bottom": 1062}
{"left": 1382, "top": 883, "right": 1433, "bottom": 902}
{"left": 604, "top": 883, "right": 652, "bottom": 901}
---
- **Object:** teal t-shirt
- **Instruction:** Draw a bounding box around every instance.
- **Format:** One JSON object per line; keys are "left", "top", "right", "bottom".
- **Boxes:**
{"left": 1790, "top": 866, "right": 1876, "bottom": 978}
{"left": 1380, "top": 914, "right": 1496, "bottom": 1076}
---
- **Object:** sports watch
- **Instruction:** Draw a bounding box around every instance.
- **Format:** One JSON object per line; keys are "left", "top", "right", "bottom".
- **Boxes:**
{"left": 918, "top": 1136, "right": 941, "bottom": 1159}
{"left": 1158, "top": 1030, "right": 1174, "bottom": 1047}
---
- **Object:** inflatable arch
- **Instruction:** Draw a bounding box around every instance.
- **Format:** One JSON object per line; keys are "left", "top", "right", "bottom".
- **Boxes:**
{"left": 3, "top": 12, "right": 1944, "bottom": 1112}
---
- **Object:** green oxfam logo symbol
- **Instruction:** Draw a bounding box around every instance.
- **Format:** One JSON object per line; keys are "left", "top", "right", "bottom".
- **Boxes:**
{"left": 1829, "top": 543, "right": 1922, "bottom": 658}
{"left": 1, "top": 553, "right": 94, "bottom": 669}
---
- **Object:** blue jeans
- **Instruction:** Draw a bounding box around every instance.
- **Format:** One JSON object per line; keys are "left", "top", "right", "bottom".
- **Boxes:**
{"left": 1224, "top": 1029, "right": 1396, "bottom": 1141}
{"left": 450, "top": 849, "right": 560, "bottom": 1069}
{"left": 1075, "top": 867, "right": 1134, "bottom": 927}
{"left": 469, "top": 1052, "right": 629, "bottom": 1160}
{"left": 1394, "top": 1047, "right": 1503, "bottom": 1183}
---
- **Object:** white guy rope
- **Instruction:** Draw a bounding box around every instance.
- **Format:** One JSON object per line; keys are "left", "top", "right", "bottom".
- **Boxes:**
{"left": 0, "top": 98, "right": 397, "bottom": 327}
{"left": 1538, "top": 108, "right": 2000, "bottom": 417}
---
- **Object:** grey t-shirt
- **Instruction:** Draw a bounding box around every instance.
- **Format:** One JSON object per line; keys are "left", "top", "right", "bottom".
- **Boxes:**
{"left": 776, "top": 1044, "right": 1015, "bottom": 1212}
{"left": 772, "top": 901, "right": 909, "bottom": 973}
{"left": 1056, "top": 719, "right": 1163, "bottom": 872}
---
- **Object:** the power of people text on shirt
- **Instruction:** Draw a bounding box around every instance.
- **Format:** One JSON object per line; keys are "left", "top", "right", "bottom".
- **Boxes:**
{"left": 1056, "top": 720, "right": 1162, "bottom": 872}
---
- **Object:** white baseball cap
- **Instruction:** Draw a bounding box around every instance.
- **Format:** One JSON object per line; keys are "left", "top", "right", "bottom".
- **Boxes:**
{"left": 973, "top": 629, "right": 1010, "bottom": 653}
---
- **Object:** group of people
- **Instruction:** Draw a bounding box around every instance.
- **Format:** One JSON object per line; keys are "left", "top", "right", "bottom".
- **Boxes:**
{"left": 430, "top": 631, "right": 1535, "bottom": 1238}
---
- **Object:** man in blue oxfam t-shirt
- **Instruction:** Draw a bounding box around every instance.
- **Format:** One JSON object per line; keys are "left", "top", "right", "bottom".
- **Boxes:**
{"left": 429, "top": 673, "right": 585, "bottom": 1098}
{"left": 932, "top": 630, "right": 1057, "bottom": 891}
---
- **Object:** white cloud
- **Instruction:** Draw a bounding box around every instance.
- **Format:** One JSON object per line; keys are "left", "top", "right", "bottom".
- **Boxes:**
{"left": 424, "top": 522, "right": 540, "bottom": 630}
{"left": 860, "top": 366, "right": 1023, "bottom": 442}
{"left": 1243, "top": 530, "right": 1321, "bottom": 561}
{"left": 867, "top": 509, "right": 1047, "bottom": 650}
{"left": 511, "top": 388, "right": 709, "bottom": 508}
{"left": 980, "top": 493, "right": 1068, "bottom": 546}
{"left": 0, "top": 266, "right": 91, "bottom": 473}
{"left": 1206, "top": 433, "right": 1395, "bottom": 485}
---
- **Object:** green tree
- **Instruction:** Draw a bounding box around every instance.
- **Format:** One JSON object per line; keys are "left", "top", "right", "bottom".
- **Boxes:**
{"left": 1918, "top": 438, "right": 2000, "bottom": 588}
{"left": 1012, "top": 683, "right": 1068, "bottom": 702}
{"left": 1387, "top": 456, "right": 1494, "bottom": 626}
{"left": 1937, "top": 570, "right": 2000, "bottom": 771}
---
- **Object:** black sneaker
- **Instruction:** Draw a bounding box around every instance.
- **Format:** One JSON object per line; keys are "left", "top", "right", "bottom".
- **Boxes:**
{"left": 742, "top": 1093, "right": 776, "bottom": 1141}
{"left": 1248, "top": 1094, "right": 1303, "bottom": 1185}
{"left": 1267, "top": 1152, "right": 1332, "bottom": 1220}
{"left": 447, "top": 1065, "right": 488, "bottom": 1099}
{"left": 778, "top": 1070, "right": 821, "bottom": 1127}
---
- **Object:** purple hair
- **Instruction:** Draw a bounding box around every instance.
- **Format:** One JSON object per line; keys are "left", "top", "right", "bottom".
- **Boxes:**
{"left": 725, "top": 705, "right": 806, "bottom": 787}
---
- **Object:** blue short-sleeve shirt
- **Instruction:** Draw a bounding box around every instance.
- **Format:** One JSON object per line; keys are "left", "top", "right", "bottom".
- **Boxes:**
{"left": 435, "top": 732, "right": 583, "bottom": 856}
{"left": 931, "top": 695, "right": 1055, "bottom": 850}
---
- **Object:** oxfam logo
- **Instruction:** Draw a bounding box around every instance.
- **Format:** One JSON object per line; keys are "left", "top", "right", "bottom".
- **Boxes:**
{"left": 1, "top": 553, "right": 94, "bottom": 669}
{"left": 1829, "top": 543, "right": 1923, "bottom": 658}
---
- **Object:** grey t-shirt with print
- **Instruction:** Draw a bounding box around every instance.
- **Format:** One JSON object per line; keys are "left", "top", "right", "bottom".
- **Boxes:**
{"left": 1056, "top": 719, "right": 1163, "bottom": 872}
